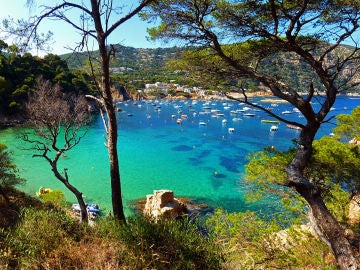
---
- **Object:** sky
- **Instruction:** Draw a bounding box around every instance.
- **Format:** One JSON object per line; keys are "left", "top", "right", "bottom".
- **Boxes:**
{"left": 0, "top": 1, "right": 170, "bottom": 56}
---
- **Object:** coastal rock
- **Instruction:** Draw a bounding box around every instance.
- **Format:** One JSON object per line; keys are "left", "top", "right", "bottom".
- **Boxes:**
{"left": 348, "top": 195, "right": 360, "bottom": 225}
{"left": 143, "top": 190, "right": 187, "bottom": 220}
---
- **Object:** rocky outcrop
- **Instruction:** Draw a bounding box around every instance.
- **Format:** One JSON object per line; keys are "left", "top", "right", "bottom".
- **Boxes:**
{"left": 348, "top": 195, "right": 360, "bottom": 225}
{"left": 143, "top": 190, "right": 187, "bottom": 220}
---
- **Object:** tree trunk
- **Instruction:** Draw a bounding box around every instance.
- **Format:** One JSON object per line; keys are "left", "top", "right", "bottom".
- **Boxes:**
{"left": 64, "top": 182, "right": 88, "bottom": 223}
{"left": 0, "top": 185, "right": 11, "bottom": 206}
{"left": 51, "top": 165, "right": 88, "bottom": 223}
{"left": 98, "top": 39, "right": 126, "bottom": 222}
{"left": 107, "top": 111, "right": 126, "bottom": 221}
{"left": 286, "top": 127, "right": 357, "bottom": 269}
{"left": 293, "top": 178, "right": 357, "bottom": 270}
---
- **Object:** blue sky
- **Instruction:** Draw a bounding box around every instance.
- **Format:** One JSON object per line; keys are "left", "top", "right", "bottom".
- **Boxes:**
{"left": 0, "top": 1, "right": 169, "bottom": 55}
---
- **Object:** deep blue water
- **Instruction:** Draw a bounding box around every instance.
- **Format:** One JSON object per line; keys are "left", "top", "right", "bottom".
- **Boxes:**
{"left": 1, "top": 96, "right": 359, "bottom": 216}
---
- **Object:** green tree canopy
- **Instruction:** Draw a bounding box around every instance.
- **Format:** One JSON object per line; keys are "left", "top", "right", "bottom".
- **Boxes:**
{"left": 0, "top": 143, "right": 25, "bottom": 204}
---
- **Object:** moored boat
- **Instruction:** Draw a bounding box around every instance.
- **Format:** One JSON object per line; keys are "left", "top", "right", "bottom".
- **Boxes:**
{"left": 270, "top": 125, "right": 278, "bottom": 131}
{"left": 286, "top": 124, "right": 302, "bottom": 130}
{"left": 261, "top": 119, "right": 280, "bottom": 124}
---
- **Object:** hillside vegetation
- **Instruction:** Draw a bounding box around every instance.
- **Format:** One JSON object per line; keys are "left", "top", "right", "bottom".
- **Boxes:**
{"left": 61, "top": 43, "right": 360, "bottom": 94}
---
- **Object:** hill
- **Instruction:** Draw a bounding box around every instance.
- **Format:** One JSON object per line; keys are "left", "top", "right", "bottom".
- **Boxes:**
{"left": 60, "top": 44, "right": 360, "bottom": 95}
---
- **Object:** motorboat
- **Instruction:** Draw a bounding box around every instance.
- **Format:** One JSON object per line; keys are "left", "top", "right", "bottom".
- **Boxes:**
{"left": 270, "top": 125, "right": 278, "bottom": 131}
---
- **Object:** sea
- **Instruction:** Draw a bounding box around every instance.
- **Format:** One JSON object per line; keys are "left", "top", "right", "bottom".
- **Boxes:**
{"left": 1, "top": 95, "right": 359, "bottom": 216}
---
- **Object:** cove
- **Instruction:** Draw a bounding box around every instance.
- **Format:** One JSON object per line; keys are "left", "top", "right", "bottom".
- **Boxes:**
{"left": 1, "top": 96, "right": 359, "bottom": 216}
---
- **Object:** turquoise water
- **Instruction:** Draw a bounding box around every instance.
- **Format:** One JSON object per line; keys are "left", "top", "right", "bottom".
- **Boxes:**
{"left": 1, "top": 96, "right": 359, "bottom": 216}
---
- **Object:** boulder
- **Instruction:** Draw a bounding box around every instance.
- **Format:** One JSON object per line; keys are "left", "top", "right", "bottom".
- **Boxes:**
{"left": 143, "top": 190, "right": 187, "bottom": 220}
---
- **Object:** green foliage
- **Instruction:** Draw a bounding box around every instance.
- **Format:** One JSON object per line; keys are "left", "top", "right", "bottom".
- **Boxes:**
{"left": 1, "top": 207, "right": 223, "bottom": 269}
{"left": 1, "top": 207, "right": 88, "bottom": 268}
{"left": 38, "top": 189, "right": 67, "bottom": 208}
{"left": 0, "top": 40, "right": 94, "bottom": 115}
{"left": 206, "top": 209, "right": 335, "bottom": 269}
{"left": 0, "top": 143, "right": 24, "bottom": 191}
{"left": 334, "top": 106, "right": 360, "bottom": 141}
{"left": 95, "top": 215, "right": 224, "bottom": 269}
{"left": 324, "top": 184, "right": 351, "bottom": 224}
{"left": 311, "top": 136, "right": 360, "bottom": 194}
{"left": 245, "top": 135, "right": 360, "bottom": 223}
{"left": 245, "top": 146, "right": 293, "bottom": 187}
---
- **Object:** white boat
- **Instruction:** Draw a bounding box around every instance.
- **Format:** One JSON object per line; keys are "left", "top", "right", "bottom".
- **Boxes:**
{"left": 270, "top": 125, "right": 278, "bottom": 131}
{"left": 243, "top": 113, "right": 255, "bottom": 117}
{"left": 232, "top": 118, "right": 242, "bottom": 121}
{"left": 211, "top": 109, "right": 220, "bottom": 113}
{"left": 228, "top": 127, "right": 235, "bottom": 133}
{"left": 176, "top": 119, "right": 182, "bottom": 124}
{"left": 199, "top": 121, "right": 207, "bottom": 126}
{"left": 281, "top": 110, "right": 292, "bottom": 114}
{"left": 222, "top": 119, "right": 227, "bottom": 124}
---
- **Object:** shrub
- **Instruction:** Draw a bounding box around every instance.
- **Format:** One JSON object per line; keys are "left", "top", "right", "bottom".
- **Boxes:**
{"left": 94, "top": 215, "right": 224, "bottom": 269}
{"left": 206, "top": 209, "right": 336, "bottom": 269}
{"left": 1, "top": 207, "right": 88, "bottom": 268}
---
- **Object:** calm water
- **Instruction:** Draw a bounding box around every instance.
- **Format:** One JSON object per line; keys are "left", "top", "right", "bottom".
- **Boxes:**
{"left": 1, "top": 96, "right": 359, "bottom": 216}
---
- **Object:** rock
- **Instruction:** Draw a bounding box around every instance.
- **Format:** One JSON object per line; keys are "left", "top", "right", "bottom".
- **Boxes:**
{"left": 348, "top": 195, "right": 360, "bottom": 225}
{"left": 268, "top": 224, "right": 317, "bottom": 250}
{"left": 143, "top": 190, "right": 187, "bottom": 220}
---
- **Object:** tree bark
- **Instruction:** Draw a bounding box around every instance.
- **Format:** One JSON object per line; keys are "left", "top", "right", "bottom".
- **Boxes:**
{"left": 51, "top": 164, "right": 88, "bottom": 223}
{"left": 286, "top": 128, "right": 357, "bottom": 270}
{"left": 0, "top": 185, "right": 11, "bottom": 206}
{"left": 63, "top": 180, "right": 88, "bottom": 222}
{"left": 99, "top": 43, "right": 126, "bottom": 222}
{"left": 295, "top": 184, "right": 357, "bottom": 270}
{"left": 91, "top": 0, "right": 126, "bottom": 222}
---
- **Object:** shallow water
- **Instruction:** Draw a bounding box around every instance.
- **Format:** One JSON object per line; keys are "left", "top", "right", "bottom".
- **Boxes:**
{"left": 1, "top": 96, "right": 359, "bottom": 216}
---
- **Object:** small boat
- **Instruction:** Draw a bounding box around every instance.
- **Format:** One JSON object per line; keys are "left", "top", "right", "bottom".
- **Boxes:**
{"left": 181, "top": 114, "right": 188, "bottom": 119}
{"left": 261, "top": 119, "right": 280, "bottom": 124}
{"left": 176, "top": 119, "right": 182, "bottom": 124}
{"left": 243, "top": 113, "right": 255, "bottom": 117}
{"left": 222, "top": 119, "right": 227, "bottom": 124}
{"left": 228, "top": 127, "right": 235, "bottom": 133}
{"left": 199, "top": 121, "right": 207, "bottom": 126}
{"left": 270, "top": 125, "right": 278, "bottom": 131}
{"left": 286, "top": 124, "right": 302, "bottom": 130}
{"left": 72, "top": 203, "right": 100, "bottom": 219}
{"left": 281, "top": 110, "right": 292, "bottom": 114}
{"left": 127, "top": 113, "right": 133, "bottom": 117}
{"left": 232, "top": 118, "right": 242, "bottom": 121}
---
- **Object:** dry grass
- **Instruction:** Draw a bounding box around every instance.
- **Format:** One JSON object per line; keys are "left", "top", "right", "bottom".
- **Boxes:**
{"left": 42, "top": 238, "right": 128, "bottom": 270}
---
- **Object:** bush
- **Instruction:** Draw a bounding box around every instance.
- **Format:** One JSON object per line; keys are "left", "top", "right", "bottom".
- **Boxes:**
{"left": 206, "top": 209, "right": 336, "bottom": 269}
{"left": 1, "top": 207, "right": 88, "bottom": 269}
{"left": 95, "top": 215, "right": 224, "bottom": 269}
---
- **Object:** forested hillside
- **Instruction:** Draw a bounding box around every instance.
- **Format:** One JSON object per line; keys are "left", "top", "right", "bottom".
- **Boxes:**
{"left": 1, "top": 41, "right": 359, "bottom": 118}
{"left": 0, "top": 41, "right": 95, "bottom": 116}
{"left": 62, "top": 43, "right": 360, "bottom": 94}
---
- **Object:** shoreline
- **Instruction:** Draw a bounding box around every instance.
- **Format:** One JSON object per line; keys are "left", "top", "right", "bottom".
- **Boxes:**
{"left": 1, "top": 91, "right": 359, "bottom": 127}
